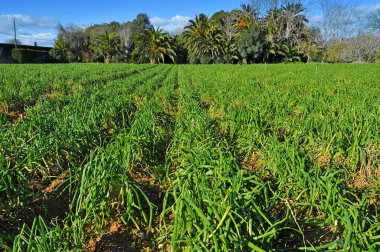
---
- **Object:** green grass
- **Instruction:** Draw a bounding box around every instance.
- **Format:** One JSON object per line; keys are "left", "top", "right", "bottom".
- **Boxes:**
{"left": 1, "top": 64, "right": 379, "bottom": 251}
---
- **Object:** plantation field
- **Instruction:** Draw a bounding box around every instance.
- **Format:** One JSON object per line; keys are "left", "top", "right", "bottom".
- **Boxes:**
{"left": 1, "top": 64, "right": 380, "bottom": 251}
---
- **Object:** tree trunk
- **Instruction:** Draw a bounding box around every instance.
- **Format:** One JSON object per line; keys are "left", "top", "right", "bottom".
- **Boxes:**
{"left": 104, "top": 54, "right": 110, "bottom": 63}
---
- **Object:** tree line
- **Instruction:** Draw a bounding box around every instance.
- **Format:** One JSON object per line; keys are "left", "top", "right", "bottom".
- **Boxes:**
{"left": 50, "top": 1, "right": 380, "bottom": 64}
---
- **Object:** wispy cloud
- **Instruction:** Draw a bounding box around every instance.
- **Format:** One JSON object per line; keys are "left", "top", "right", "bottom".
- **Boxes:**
{"left": 151, "top": 15, "right": 191, "bottom": 34}
{"left": 17, "top": 33, "right": 56, "bottom": 47}
{"left": 0, "top": 14, "right": 57, "bottom": 46}
{"left": 356, "top": 3, "right": 380, "bottom": 13}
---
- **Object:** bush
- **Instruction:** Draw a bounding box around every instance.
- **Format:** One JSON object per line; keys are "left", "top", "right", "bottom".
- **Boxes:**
{"left": 11, "top": 48, "right": 50, "bottom": 63}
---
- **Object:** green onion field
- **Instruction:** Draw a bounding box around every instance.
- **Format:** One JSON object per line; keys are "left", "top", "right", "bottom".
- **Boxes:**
{"left": 1, "top": 64, "right": 380, "bottom": 251}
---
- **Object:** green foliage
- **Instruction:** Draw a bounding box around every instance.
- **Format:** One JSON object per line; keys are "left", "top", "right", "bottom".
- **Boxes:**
{"left": 46, "top": 3, "right": 378, "bottom": 64}
{"left": 1, "top": 64, "right": 380, "bottom": 251}
{"left": 51, "top": 25, "right": 90, "bottom": 62}
{"left": 86, "top": 21, "right": 121, "bottom": 38}
{"left": 132, "top": 27, "right": 176, "bottom": 64}
{"left": 183, "top": 14, "right": 224, "bottom": 63}
{"left": 50, "top": 38, "right": 69, "bottom": 62}
{"left": 48, "top": 4, "right": 327, "bottom": 64}
{"left": 180, "top": 3, "right": 317, "bottom": 64}
{"left": 237, "top": 27, "right": 262, "bottom": 63}
{"left": 132, "top": 13, "right": 152, "bottom": 32}
{"left": 327, "top": 41, "right": 347, "bottom": 62}
{"left": 90, "top": 31, "right": 122, "bottom": 63}
{"left": 171, "top": 35, "right": 188, "bottom": 64}
{"left": 11, "top": 216, "right": 63, "bottom": 251}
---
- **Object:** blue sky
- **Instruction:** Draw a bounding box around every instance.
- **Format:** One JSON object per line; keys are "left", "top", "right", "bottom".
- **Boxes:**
{"left": 1, "top": 0, "right": 379, "bottom": 46}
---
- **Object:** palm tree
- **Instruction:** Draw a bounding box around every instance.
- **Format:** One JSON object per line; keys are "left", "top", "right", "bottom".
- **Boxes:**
{"left": 91, "top": 32, "right": 121, "bottom": 63}
{"left": 183, "top": 14, "right": 223, "bottom": 63}
{"left": 133, "top": 27, "right": 175, "bottom": 64}
{"left": 171, "top": 35, "right": 188, "bottom": 64}
{"left": 215, "top": 11, "right": 240, "bottom": 63}
{"left": 268, "top": 42, "right": 301, "bottom": 62}
{"left": 237, "top": 27, "right": 262, "bottom": 63}
{"left": 238, "top": 4, "right": 256, "bottom": 29}
{"left": 282, "top": 3, "right": 308, "bottom": 42}
{"left": 261, "top": 3, "right": 309, "bottom": 63}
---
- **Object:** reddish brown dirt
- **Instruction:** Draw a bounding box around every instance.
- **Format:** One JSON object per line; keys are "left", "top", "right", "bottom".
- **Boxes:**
{"left": 0, "top": 105, "right": 26, "bottom": 123}
{"left": 347, "top": 164, "right": 379, "bottom": 190}
{"left": 86, "top": 166, "right": 166, "bottom": 252}
{"left": 43, "top": 172, "right": 67, "bottom": 194}
{"left": 243, "top": 151, "right": 265, "bottom": 173}
{"left": 348, "top": 176, "right": 371, "bottom": 190}
{"left": 315, "top": 154, "right": 331, "bottom": 166}
{"left": 0, "top": 172, "right": 70, "bottom": 247}
{"left": 161, "top": 98, "right": 180, "bottom": 116}
{"left": 86, "top": 219, "right": 157, "bottom": 252}
{"left": 130, "top": 166, "right": 164, "bottom": 208}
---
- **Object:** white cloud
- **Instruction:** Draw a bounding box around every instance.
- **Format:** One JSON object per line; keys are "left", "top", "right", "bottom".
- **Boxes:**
{"left": 356, "top": 3, "right": 380, "bottom": 13}
{"left": 150, "top": 17, "right": 168, "bottom": 26}
{"left": 0, "top": 14, "right": 57, "bottom": 46}
{"left": 150, "top": 15, "right": 191, "bottom": 34}
{"left": 17, "top": 33, "right": 55, "bottom": 47}
{"left": 0, "top": 14, "right": 57, "bottom": 32}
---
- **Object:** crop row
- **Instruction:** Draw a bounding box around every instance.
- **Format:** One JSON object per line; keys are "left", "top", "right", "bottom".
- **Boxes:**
{"left": 5, "top": 65, "right": 178, "bottom": 251}
{"left": 0, "top": 64, "right": 152, "bottom": 124}
{"left": 1, "top": 64, "right": 380, "bottom": 251}
{"left": 0, "top": 65, "right": 170, "bottom": 246}
{"left": 177, "top": 64, "right": 380, "bottom": 250}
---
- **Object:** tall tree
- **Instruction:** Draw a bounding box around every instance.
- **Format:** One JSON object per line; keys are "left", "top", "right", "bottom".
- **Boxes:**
{"left": 214, "top": 10, "right": 240, "bottom": 63}
{"left": 132, "top": 27, "right": 175, "bottom": 64}
{"left": 119, "top": 13, "right": 152, "bottom": 61}
{"left": 327, "top": 35, "right": 380, "bottom": 63}
{"left": 251, "top": 0, "right": 282, "bottom": 19}
{"left": 237, "top": 27, "right": 262, "bottom": 63}
{"left": 259, "top": 2, "right": 309, "bottom": 62}
{"left": 318, "top": 0, "right": 357, "bottom": 44}
{"left": 133, "top": 13, "right": 152, "bottom": 32}
{"left": 51, "top": 25, "right": 90, "bottom": 62}
{"left": 50, "top": 38, "right": 69, "bottom": 62}
{"left": 91, "top": 32, "right": 122, "bottom": 63}
{"left": 239, "top": 3, "right": 257, "bottom": 27}
{"left": 183, "top": 14, "right": 223, "bottom": 63}
{"left": 297, "top": 27, "right": 324, "bottom": 62}
{"left": 171, "top": 35, "right": 188, "bottom": 64}
{"left": 119, "top": 22, "right": 135, "bottom": 56}
{"left": 282, "top": 3, "right": 308, "bottom": 42}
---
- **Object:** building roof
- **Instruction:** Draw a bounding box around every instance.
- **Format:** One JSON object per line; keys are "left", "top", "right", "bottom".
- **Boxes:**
{"left": 0, "top": 43, "right": 52, "bottom": 50}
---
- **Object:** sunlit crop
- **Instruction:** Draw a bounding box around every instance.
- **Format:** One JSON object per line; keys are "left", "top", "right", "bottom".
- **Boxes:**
{"left": 1, "top": 64, "right": 379, "bottom": 251}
